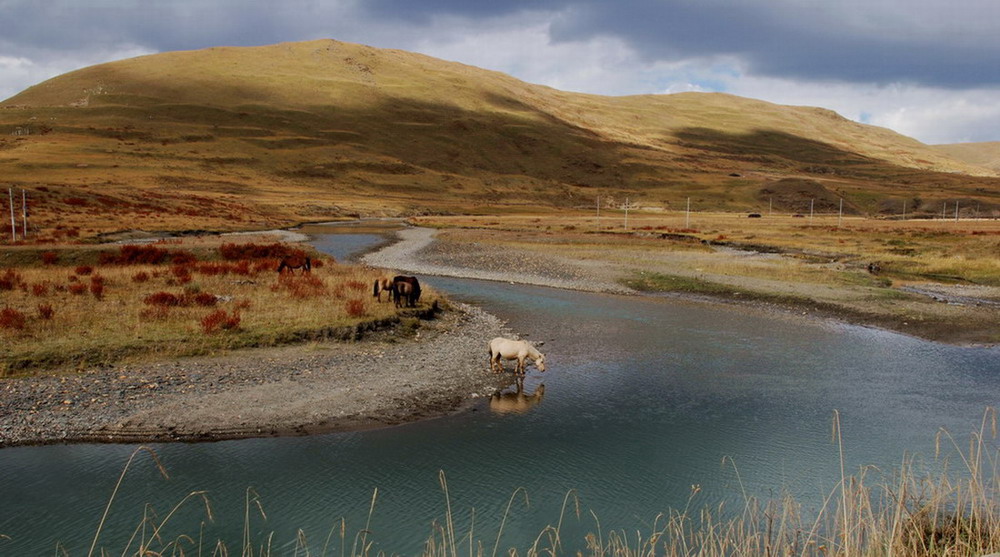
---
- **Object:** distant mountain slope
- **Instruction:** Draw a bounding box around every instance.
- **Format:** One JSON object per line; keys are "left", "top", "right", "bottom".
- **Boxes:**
{"left": 935, "top": 142, "right": 1000, "bottom": 173}
{"left": 1, "top": 39, "right": 998, "bottom": 235}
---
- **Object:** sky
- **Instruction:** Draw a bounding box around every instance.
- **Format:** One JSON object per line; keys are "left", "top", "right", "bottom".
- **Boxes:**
{"left": 1, "top": 0, "right": 999, "bottom": 145}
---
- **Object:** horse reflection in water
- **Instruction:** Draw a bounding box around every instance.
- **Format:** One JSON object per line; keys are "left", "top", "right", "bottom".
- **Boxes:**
{"left": 489, "top": 382, "right": 545, "bottom": 415}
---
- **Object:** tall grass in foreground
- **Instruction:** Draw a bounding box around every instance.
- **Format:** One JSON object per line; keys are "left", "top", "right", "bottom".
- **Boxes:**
{"left": 10, "top": 410, "right": 1000, "bottom": 557}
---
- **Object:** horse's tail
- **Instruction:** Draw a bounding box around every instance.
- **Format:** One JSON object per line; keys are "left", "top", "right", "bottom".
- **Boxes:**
{"left": 304, "top": 257, "right": 312, "bottom": 272}
{"left": 277, "top": 261, "right": 286, "bottom": 273}
{"left": 373, "top": 279, "right": 379, "bottom": 298}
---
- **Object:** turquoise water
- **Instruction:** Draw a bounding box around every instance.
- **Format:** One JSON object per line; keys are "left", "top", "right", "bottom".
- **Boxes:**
{"left": 0, "top": 231, "right": 998, "bottom": 555}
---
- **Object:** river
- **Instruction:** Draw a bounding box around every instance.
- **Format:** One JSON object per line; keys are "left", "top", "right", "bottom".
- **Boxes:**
{"left": 1, "top": 224, "right": 998, "bottom": 555}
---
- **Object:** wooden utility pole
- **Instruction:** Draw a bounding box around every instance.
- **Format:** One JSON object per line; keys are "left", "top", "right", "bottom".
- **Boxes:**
{"left": 623, "top": 197, "right": 630, "bottom": 230}
{"left": 596, "top": 195, "right": 600, "bottom": 230}
{"left": 838, "top": 198, "right": 843, "bottom": 227}
{"left": 902, "top": 199, "right": 906, "bottom": 220}
{"left": 21, "top": 189, "right": 27, "bottom": 238}
{"left": 8, "top": 188, "right": 16, "bottom": 241}
{"left": 809, "top": 199, "right": 814, "bottom": 220}
{"left": 685, "top": 197, "right": 691, "bottom": 228}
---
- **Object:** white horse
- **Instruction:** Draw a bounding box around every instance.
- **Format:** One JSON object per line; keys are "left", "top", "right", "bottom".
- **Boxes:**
{"left": 488, "top": 337, "right": 546, "bottom": 375}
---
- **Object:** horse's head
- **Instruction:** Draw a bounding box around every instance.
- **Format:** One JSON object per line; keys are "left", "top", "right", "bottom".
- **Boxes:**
{"left": 534, "top": 353, "right": 546, "bottom": 372}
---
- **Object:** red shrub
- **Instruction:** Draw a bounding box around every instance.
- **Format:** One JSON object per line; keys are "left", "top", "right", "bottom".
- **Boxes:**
{"left": 345, "top": 280, "right": 367, "bottom": 291}
{"left": 89, "top": 276, "right": 105, "bottom": 299}
{"left": 345, "top": 299, "right": 366, "bottom": 318}
{"left": 171, "top": 252, "right": 197, "bottom": 265}
{"left": 0, "top": 270, "right": 23, "bottom": 291}
{"left": 37, "top": 304, "right": 54, "bottom": 320}
{"left": 170, "top": 265, "right": 192, "bottom": 284}
{"left": 68, "top": 283, "right": 87, "bottom": 295}
{"left": 0, "top": 308, "right": 26, "bottom": 330}
{"left": 100, "top": 245, "right": 196, "bottom": 265}
{"left": 132, "top": 271, "right": 150, "bottom": 283}
{"left": 218, "top": 242, "right": 300, "bottom": 260}
{"left": 40, "top": 251, "right": 58, "bottom": 265}
{"left": 234, "top": 299, "right": 252, "bottom": 311}
{"left": 200, "top": 309, "right": 241, "bottom": 334}
{"left": 144, "top": 291, "right": 182, "bottom": 307}
{"left": 193, "top": 292, "right": 217, "bottom": 306}
{"left": 64, "top": 197, "right": 88, "bottom": 207}
{"left": 74, "top": 265, "right": 93, "bottom": 276}
{"left": 31, "top": 283, "right": 48, "bottom": 296}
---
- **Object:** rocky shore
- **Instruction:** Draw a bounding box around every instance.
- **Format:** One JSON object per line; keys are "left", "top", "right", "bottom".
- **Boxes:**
{"left": 0, "top": 299, "right": 514, "bottom": 447}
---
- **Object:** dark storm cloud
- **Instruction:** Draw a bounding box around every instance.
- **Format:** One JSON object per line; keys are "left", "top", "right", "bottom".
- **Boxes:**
{"left": 360, "top": 0, "right": 1000, "bottom": 89}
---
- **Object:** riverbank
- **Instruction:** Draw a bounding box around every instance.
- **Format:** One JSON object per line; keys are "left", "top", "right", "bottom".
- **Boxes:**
{"left": 0, "top": 301, "right": 512, "bottom": 447}
{"left": 368, "top": 223, "right": 1000, "bottom": 346}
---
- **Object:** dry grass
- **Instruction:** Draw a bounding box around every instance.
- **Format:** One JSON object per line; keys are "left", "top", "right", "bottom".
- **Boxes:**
{"left": 0, "top": 241, "right": 434, "bottom": 375}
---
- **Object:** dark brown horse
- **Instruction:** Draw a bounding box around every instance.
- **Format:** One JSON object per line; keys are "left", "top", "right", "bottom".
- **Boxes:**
{"left": 277, "top": 254, "right": 311, "bottom": 273}
{"left": 392, "top": 275, "right": 421, "bottom": 308}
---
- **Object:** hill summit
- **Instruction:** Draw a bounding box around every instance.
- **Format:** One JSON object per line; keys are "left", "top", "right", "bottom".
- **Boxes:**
{"left": 1, "top": 39, "right": 998, "bottom": 234}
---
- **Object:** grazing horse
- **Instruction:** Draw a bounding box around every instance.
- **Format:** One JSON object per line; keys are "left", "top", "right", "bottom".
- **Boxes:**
{"left": 488, "top": 337, "right": 546, "bottom": 375}
{"left": 372, "top": 277, "right": 394, "bottom": 302}
{"left": 490, "top": 383, "right": 545, "bottom": 415}
{"left": 393, "top": 280, "right": 414, "bottom": 308}
{"left": 391, "top": 275, "right": 421, "bottom": 308}
{"left": 277, "top": 254, "right": 311, "bottom": 274}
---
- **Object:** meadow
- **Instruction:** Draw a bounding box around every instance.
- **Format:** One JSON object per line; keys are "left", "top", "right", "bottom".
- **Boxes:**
{"left": 0, "top": 239, "right": 430, "bottom": 376}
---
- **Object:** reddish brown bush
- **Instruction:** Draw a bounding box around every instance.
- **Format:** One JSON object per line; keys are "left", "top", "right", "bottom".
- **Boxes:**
{"left": 345, "top": 280, "right": 367, "bottom": 291}
{"left": 64, "top": 197, "right": 88, "bottom": 207}
{"left": 132, "top": 271, "right": 150, "bottom": 283}
{"left": 144, "top": 291, "right": 181, "bottom": 307}
{"left": 31, "top": 283, "right": 48, "bottom": 296}
{"left": 345, "top": 299, "right": 366, "bottom": 318}
{"left": 218, "top": 242, "right": 302, "bottom": 260}
{"left": 234, "top": 299, "right": 252, "bottom": 311}
{"left": 193, "top": 292, "right": 217, "bottom": 306}
{"left": 0, "top": 308, "right": 26, "bottom": 330}
{"left": 68, "top": 283, "right": 87, "bottom": 295}
{"left": 171, "top": 252, "right": 197, "bottom": 265}
{"left": 170, "top": 265, "right": 192, "bottom": 284}
{"left": 99, "top": 245, "right": 196, "bottom": 265}
{"left": 37, "top": 303, "right": 54, "bottom": 320}
{"left": 74, "top": 265, "right": 93, "bottom": 276}
{"left": 89, "top": 276, "right": 105, "bottom": 299}
{"left": 40, "top": 251, "right": 58, "bottom": 265}
{"left": 0, "top": 269, "right": 23, "bottom": 291}
{"left": 200, "top": 309, "right": 241, "bottom": 334}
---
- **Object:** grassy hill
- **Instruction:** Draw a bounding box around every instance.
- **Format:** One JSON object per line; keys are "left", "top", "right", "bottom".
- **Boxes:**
{"left": 935, "top": 142, "right": 1000, "bottom": 173}
{"left": 2, "top": 39, "right": 999, "bottom": 240}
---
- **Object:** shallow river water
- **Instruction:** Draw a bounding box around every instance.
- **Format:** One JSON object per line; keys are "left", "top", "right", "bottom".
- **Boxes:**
{"left": 1, "top": 226, "right": 998, "bottom": 555}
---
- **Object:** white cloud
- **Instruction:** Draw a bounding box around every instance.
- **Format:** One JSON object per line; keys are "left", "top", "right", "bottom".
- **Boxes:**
{"left": 0, "top": 45, "right": 154, "bottom": 101}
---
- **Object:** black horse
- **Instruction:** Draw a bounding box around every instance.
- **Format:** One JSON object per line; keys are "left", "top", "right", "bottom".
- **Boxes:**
{"left": 391, "top": 275, "right": 421, "bottom": 308}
